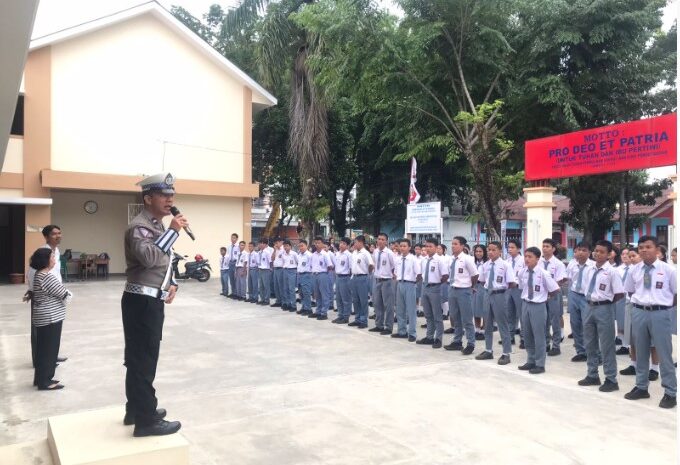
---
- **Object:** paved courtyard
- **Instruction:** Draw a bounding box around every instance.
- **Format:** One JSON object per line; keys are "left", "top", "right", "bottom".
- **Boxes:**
{"left": 0, "top": 278, "right": 676, "bottom": 464}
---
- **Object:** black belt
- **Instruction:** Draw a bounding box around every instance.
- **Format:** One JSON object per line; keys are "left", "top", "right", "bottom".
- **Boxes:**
{"left": 633, "top": 304, "right": 671, "bottom": 311}
{"left": 313, "top": 272, "right": 328, "bottom": 274}
{"left": 426, "top": 283, "right": 441, "bottom": 287}
{"left": 453, "top": 286, "right": 472, "bottom": 290}
{"left": 353, "top": 274, "right": 367, "bottom": 276}
{"left": 588, "top": 300, "right": 613, "bottom": 306}
{"left": 377, "top": 277, "right": 391, "bottom": 282}
{"left": 571, "top": 291, "right": 585, "bottom": 296}
{"left": 337, "top": 274, "right": 350, "bottom": 277}
{"left": 399, "top": 280, "right": 416, "bottom": 283}
{"left": 489, "top": 289, "right": 506, "bottom": 295}
{"left": 298, "top": 272, "right": 310, "bottom": 275}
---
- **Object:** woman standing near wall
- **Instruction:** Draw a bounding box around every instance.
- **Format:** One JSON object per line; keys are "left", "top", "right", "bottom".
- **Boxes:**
{"left": 29, "top": 248, "right": 72, "bottom": 390}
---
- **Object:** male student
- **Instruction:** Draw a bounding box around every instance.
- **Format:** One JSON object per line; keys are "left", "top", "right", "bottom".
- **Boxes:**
{"left": 444, "top": 236, "right": 478, "bottom": 355}
{"left": 392, "top": 238, "right": 421, "bottom": 341}
{"left": 565, "top": 241, "right": 594, "bottom": 362}
{"left": 416, "top": 238, "right": 449, "bottom": 349}
{"left": 349, "top": 236, "right": 374, "bottom": 328}
{"left": 539, "top": 238, "right": 567, "bottom": 356}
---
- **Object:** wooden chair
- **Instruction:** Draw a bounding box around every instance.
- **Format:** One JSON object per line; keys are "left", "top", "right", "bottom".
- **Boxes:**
{"left": 95, "top": 255, "right": 110, "bottom": 278}
{"left": 80, "top": 254, "right": 98, "bottom": 280}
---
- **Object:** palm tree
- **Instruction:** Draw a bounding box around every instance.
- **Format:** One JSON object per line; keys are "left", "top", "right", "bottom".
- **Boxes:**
{"left": 224, "top": 0, "right": 329, "bottom": 239}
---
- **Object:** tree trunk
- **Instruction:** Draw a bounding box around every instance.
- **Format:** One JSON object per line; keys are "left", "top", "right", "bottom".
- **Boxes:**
{"left": 619, "top": 179, "right": 627, "bottom": 247}
{"left": 262, "top": 201, "right": 281, "bottom": 239}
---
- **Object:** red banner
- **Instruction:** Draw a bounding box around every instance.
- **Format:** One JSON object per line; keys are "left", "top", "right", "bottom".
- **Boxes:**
{"left": 524, "top": 113, "right": 677, "bottom": 180}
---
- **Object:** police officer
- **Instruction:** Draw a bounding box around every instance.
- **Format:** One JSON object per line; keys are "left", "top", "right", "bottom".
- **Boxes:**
{"left": 121, "top": 173, "right": 182, "bottom": 437}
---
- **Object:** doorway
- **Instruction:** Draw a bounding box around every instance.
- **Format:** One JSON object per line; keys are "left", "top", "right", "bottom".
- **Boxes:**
{"left": 0, "top": 204, "right": 25, "bottom": 281}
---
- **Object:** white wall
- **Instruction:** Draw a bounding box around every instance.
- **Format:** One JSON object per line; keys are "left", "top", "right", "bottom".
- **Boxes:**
{"left": 50, "top": 14, "right": 245, "bottom": 183}
{"left": 2, "top": 138, "right": 23, "bottom": 173}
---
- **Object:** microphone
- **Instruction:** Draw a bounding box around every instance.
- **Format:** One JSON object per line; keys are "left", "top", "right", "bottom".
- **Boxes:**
{"left": 169, "top": 206, "right": 195, "bottom": 241}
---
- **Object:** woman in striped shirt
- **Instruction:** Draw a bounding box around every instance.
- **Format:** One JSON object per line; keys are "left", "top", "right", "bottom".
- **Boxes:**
{"left": 30, "top": 248, "right": 72, "bottom": 390}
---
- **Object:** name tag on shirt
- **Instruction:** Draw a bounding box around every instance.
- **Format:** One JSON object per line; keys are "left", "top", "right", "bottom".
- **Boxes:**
{"left": 599, "top": 283, "right": 606, "bottom": 291}
{"left": 290, "top": 259, "right": 294, "bottom": 264}
{"left": 358, "top": 259, "right": 362, "bottom": 264}
{"left": 534, "top": 285, "right": 541, "bottom": 292}
{"left": 341, "top": 260, "right": 345, "bottom": 266}
{"left": 382, "top": 260, "right": 386, "bottom": 266}
{"left": 430, "top": 266, "right": 435, "bottom": 272}
{"left": 656, "top": 281, "right": 664, "bottom": 289}
{"left": 496, "top": 276, "right": 503, "bottom": 283}
{"left": 458, "top": 268, "right": 463, "bottom": 273}
{"left": 302, "top": 261, "right": 306, "bottom": 266}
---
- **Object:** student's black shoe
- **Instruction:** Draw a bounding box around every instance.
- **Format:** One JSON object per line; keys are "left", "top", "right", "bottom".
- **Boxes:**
{"left": 475, "top": 351, "right": 493, "bottom": 360}
{"left": 289, "top": 308, "right": 296, "bottom": 312}
{"left": 444, "top": 341, "right": 463, "bottom": 351}
{"left": 332, "top": 318, "right": 348, "bottom": 324}
{"left": 599, "top": 380, "right": 619, "bottom": 392}
{"left": 547, "top": 347, "right": 561, "bottom": 356}
{"left": 615, "top": 346, "right": 630, "bottom": 355}
{"left": 270, "top": 303, "right": 281, "bottom": 308}
{"left": 369, "top": 314, "right": 376, "bottom": 319}
{"left": 329, "top": 307, "right": 336, "bottom": 312}
{"left": 474, "top": 332, "right": 485, "bottom": 341}
{"left": 619, "top": 365, "right": 636, "bottom": 375}
{"left": 351, "top": 311, "right": 356, "bottom": 315}
{"left": 408, "top": 336, "right": 416, "bottom": 342}
{"left": 493, "top": 325, "right": 498, "bottom": 332}
{"left": 519, "top": 340, "right": 525, "bottom": 349}
{"left": 444, "top": 328, "right": 455, "bottom": 334}
{"left": 391, "top": 333, "right": 408, "bottom": 339}
{"left": 124, "top": 408, "right": 167, "bottom": 426}
{"left": 497, "top": 354, "right": 511, "bottom": 365}
{"left": 57, "top": 356, "right": 68, "bottom": 363}
{"left": 296, "top": 298, "right": 301, "bottom": 303}
{"left": 518, "top": 363, "right": 536, "bottom": 371}
{"left": 368, "top": 327, "right": 383, "bottom": 332}
{"left": 529, "top": 366, "right": 545, "bottom": 375}
{"left": 420, "top": 323, "right": 428, "bottom": 328}
{"left": 571, "top": 354, "right": 587, "bottom": 362}
{"left": 348, "top": 321, "right": 360, "bottom": 327}
{"left": 649, "top": 369, "right": 659, "bottom": 381}
{"left": 380, "top": 329, "right": 392, "bottom": 336}
{"left": 316, "top": 315, "right": 328, "bottom": 321}
{"left": 462, "top": 344, "right": 475, "bottom": 355}
{"left": 577, "top": 376, "right": 601, "bottom": 386}
{"left": 545, "top": 344, "right": 551, "bottom": 353}
{"left": 614, "top": 337, "right": 623, "bottom": 345}
{"left": 417, "top": 310, "right": 425, "bottom": 317}
{"left": 432, "top": 339, "right": 442, "bottom": 349}
{"left": 368, "top": 302, "right": 374, "bottom": 307}
{"left": 659, "top": 394, "right": 677, "bottom": 409}
{"left": 624, "top": 387, "right": 650, "bottom": 400}
{"left": 307, "top": 313, "right": 318, "bottom": 318}
{"left": 133, "top": 419, "right": 181, "bottom": 437}
{"left": 357, "top": 323, "right": 368, "bottom": 329}
{"left": 416, "top": 337, "right": 434, "bottom": 345}
{"left": 567, "top": 333, "right": 574, "bottom": 339}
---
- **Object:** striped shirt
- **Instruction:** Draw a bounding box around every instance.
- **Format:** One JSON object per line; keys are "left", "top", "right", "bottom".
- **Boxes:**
{"left": 32, "top": 271, "right": 68, "bottom": 327}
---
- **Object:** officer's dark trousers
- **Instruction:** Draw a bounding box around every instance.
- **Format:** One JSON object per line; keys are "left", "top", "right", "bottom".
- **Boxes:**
{"left": 122, "top": 292, "right": 164, "bottom": 427}
{"left": 34, "top": 321, "right": 62, "bottom": 388}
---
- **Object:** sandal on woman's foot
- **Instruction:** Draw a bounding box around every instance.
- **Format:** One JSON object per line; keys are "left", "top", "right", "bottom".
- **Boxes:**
{"left": 38, "top": 383, "right": 64, "bottom": 391}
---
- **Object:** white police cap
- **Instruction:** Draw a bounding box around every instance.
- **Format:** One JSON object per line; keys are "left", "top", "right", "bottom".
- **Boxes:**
{"left": 137, "top": 173, "right": 175, "bottom": 194}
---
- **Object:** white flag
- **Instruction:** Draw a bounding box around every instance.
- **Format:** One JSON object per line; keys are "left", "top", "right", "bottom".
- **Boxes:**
{"left": 408, "top": 157, "right": 420, "bottom": 204}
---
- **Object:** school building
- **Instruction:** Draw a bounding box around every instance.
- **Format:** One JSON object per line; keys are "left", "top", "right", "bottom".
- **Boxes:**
{"left": 0, "top": 2, "right": 276, "bottom": 280}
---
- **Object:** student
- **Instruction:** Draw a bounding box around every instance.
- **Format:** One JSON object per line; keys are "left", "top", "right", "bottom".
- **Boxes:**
{"left": 437, "top": 244, "right": 451, "bottom": 323}
{"left": 444, "top": 236, "right": 478, "bottom": 355}
{"left": 517, "top": 247, "right": 560, "bottom": 374}
{"left": 296, "top": 240, "right": 313, "bottom": 315}
{"left": 414, "top": 244, "right": 424, "bottom": 314}
{"left": 578, "top": 240, "right": 624, "bottom": 392}
{"left": 333, "top": 238, "right": 353, "bottom": 324}
{"left": 349, "top": 236, "right": 374, "bottom": 328}
{"left": 271, "top": 238, "right": 285, "bottom": 308}
{"left": 257, "top": 239, "right": 273, "bottom": 305}
{"left": 219, "top": 247, "right": 229, "bottom": 296}
{"left": 371, "top": 233, "right": 396, "bottom": 335}
{"left": 609, "top": 246, "right": 622, "bottom": 267}
{"left": 539, "top": 238, "right": 567, "bottom": 356}
{"left": 565, "top": 241, "right": 594, "bottom": 362}
{"left": 505, "top": 239, "right": 524, "bottom": 346}
{"left": 475, "top": 241, "right": 516, "bottom": 364}
{"left": 624, "top": 236, "right": 677, "bottom": 408}
{"left": 615, "top": 248, "right": 631, "bottom": 352}
{"left": 416, "top": 238, "right": 449, "bottom": 349}
{"left": 310, "top": 236, "right": 334, "bottom": 320}
{"left": 392, "top": 238, "right": 421, "bottom": 341}
{"left": 247, "top": 242, "right": 260, "bottom": 303}
{"left": 227, "top": 233, "right": 239, "bottom": 298}
{"left": 235, "top": 241, "right": 249, "bottom": 301}
{"left": 281, "top": 240, "right": 299, "bottom": 311}
{"left": 472, "top": 244, "right": 488, "bottom": 340}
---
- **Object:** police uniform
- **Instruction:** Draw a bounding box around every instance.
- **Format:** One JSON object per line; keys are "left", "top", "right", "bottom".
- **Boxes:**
{"left": 247, "top": 249, "right": 260, "bottom": 302}
{"left": 297, "top": 250, "right": 313, "bottom": 314}
{"left": 372, "top": 246, "right": 396, "bottom": 332}
{"left": 235, "top": 248, "right": 249, "bottom": 299}
{"left": 565, "top": 258, "right": 595, "bottom": 358}
{"left": 419, "top": 254, "right": 448, "bottom": 345}
{"left": 517, "top": 266, "right": 560, "bottom": 372}
{"left": 479, "top": 257, "right": 515, "bottom": 361}
{"left": 624, "top": 259, "right": 677, "bottom": 403}
{"left": 539, "top": 255, "right": 567, "bottom": 352}
{"left": 258, "top": 245, "right": 274, "bottom": 304}
{"left": 121, "top": 173, "right": 180, "bottom": 435}
{"left": 394, "top": 253, "right": 421, "bottom": 339}
{"left": 350, "top": 248, "right": 374, "bottom": 326}
{"left": 334, "top": 249, "right": 353, "bottom": 321}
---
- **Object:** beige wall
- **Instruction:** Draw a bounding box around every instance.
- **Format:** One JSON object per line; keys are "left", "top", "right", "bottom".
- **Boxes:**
{"left": 0, "top": 188, "right": 23, "bottom": 197}
{"left": 49, "top": 14, "right": 245, "bottom": 183}
{"left": 2, "top": 138, "right": 23, "bottom": 173}
{"left": 51, "top": 190, "right": 137, "bottom": 274}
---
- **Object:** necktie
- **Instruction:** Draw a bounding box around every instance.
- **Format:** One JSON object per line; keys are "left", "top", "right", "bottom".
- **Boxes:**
{"left": 622, "top": 265, "right": 629, "bottom": 284}
{"left": 544, "top": 259, "right": 550, "bottom": 270}
{"left": 425, "top": 258, "right": 432, "bottom": 283}
{"left": 528, "top": 269, "right": 534, "bottom": 300}
{"left": 238, "top": 251, "right": 242, "bottom": 264}
{"left": 643, "top": 264, "right": 652, "bottom": 289}
{"left": 488, "top": 261, "right": 495, "bottom": 290}
{"left": 378, "top": 250, "right": 383, "bottom": 270}
{"left": 587, "top": 268, "right": 602, "bottom": 301}
{"left": 575, "top": 264, "right": 585, "bottom": 292}
{"left": 511, "top": 257, "right": 516, "bottom": 269}
{"left": 450, "top": 256, "right": 457, "bottom": 283}
{"left": 401, "top": 257, "right": 406, "bottom": 281}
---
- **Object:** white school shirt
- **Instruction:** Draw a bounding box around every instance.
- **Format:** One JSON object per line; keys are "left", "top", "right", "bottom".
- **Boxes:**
{"left": 236, "top": 250, "right": 249, "bottom": 268}
{"left": 334, "top": 250, "right": 352, "bottom": 275}
{"left": 219, "top": 254, "right": 229, "bottom": 271}
{"left": 475, "top": 260, "right": 487, "bottom": 285}
{"left": 422, "top": 255, "right": 448, "bottom": 284}
{"left": 480, "top": 258, "right": 515, "bottom": 291}
{"left": 582, "top": 262, "right": 623, "bottom": 302}
{"left": 624, "top": 259, "right": 677, "bottom": 307}
{"left": 566, "top": 258, "right": 595, "bottom": 293}
{"left": 297, "top": 250, "right": 313, "bottom": 273}
{"left": 448, "top": 252, "right": 478, "bottom": 288}
{"left": 351, "top": 249, "right": 373, "bottom": 275}
{"left": 395, "top": 254, "right": 421, "bottom": 282}
{"left": 282, "top": 251, "right": 299, "bottom": 269}
{"left": 273, "top": 246, "right": 285, "bottom": 268}
{"left": 517, "top": 266, "right": 560, "bottom": 303}
{"left": 372, "top": 247, "right": 396, "bottom": 279}
{"left": 539, "top": 255, "right": 567, "bottom": 282}
{"left": 228, "top": 242, "right": 239, "bottom": 261}
{"left": 506, "top": 254, "right": 525, "bottom": 280}
{"left": 249, "top": 250, "right": 260, "bottom": 268}
{"left": 311, "top": 250, "right": 332, "bottom": 272}
{"left": 258, "top": 247, "right": 273, "bottom": 270}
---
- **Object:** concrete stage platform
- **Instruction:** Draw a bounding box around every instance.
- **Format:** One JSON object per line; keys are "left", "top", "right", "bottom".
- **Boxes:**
{"left": 0, "top": 278, "right": 676, "bottom": 464}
